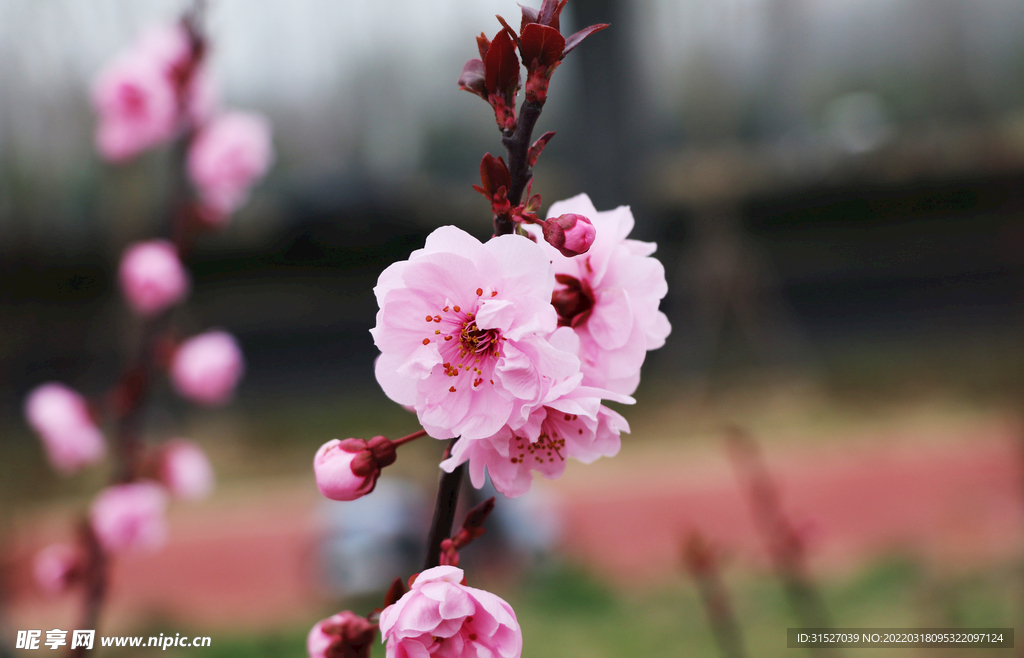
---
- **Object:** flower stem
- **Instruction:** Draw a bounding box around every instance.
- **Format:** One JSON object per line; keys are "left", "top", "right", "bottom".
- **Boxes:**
{"left": 392, "top": 429, "right": 428, "bottom": 447}
{"left": 423, "top": 439, "right": 465, "bottom": 569}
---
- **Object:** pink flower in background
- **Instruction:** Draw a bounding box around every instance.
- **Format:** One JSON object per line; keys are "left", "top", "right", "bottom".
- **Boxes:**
{"left": 92, "top": 53, "right": 178, "bottom": 162}
{"left": 92, "top": 23, "right": 213, "bottom": 162}
{"left": 89, "top": 482, "right": 169, "bottom": 553}
{"left": 441, "top": 327, "right": 633, "bottom": 497}
{"left": 307, "top": 611, "right": 376, "bottom": 658}
{"left": 119, "top": 240, "right": 190, "bottom": 317}
{"left": 188, "top": 112, "right": 274, "bottom": 224}
{"left": 160, "top": 439, "right": 215, "bottom": 500}
{"left": 33, "top": 544, "right": 80, "bottom": 595}
{"left": 379, "top": 565, "right": 521, "bottom": 658}
{"left": 170, "top": 331, "right": 245, "bottom": 406}
{"left": 535, "top": 193, "right": 671, "bottom": 395}
{"left": 371, "top": 226, "right": 579, "bottom": 441}
{"left": 24, "top": 383, "right": 105, "bottom": 474}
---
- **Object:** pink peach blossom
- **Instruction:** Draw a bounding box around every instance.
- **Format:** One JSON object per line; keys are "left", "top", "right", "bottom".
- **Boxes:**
{"left": 119, "top": 240, "right": 190, "bottom": 317}
{"left": 379, "top": 565, "right": 521, "bottom": 658}
{"left": 33, "top": 544, "right": 80, "bottom": 595}
{"left": 170, "top": 331, "right": 244, "bottom": 406}
{"left": 534, "top": 193, "right": 671, "bottom": 395}
{"left": 442, "top": 328, "right": 632, "bottom": 497}
{"left": 371, "top": 226, "right": 579, "bottom": 441}
{"left": 89, "top": 482, "right": 169, "bottom": 553}
{"left": 24, "top": 383, "right": 105, "bottom": 474}
{"left": 307, "top": 611, "right": 376, "bottom": 658}
{"left": 188, "top": 112, "right": 273, "bottom": 224}
{"left": 160, "top": 439, "right": 215, "bottom": 500}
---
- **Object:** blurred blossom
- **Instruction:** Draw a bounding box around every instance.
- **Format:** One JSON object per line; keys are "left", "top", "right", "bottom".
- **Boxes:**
{"left": 91, "top": 24, "right": 195, "bottom": 162}
{"left": 32, "top": 543, "right": 80, "bottom": 595}
{"left": 89, "top": 482, "right": 169, "bottom": 554}
{"left": 24, "top": 383, "right": 106, "bottom": 474}
{"left": 160, "top": 439, "right": 215, "bottom": 501}
{"left": 170, "top": 330, "right": 245, "bottom": 406}
{"left": 188, "top": 111, "right": 274, "bottom": 224}
{"left": 118, "top": 240, "right": 190, "bottom": 317}
{"left": 307, "top": 611, "right": 376, "bottom": 658}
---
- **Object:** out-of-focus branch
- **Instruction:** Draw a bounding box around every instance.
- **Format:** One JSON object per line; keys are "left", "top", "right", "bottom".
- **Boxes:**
{"left": 683, "top": 533, "right": 748, "bottom": 658}
{"left": 726, "top": 426, "right": 844, "bottom": 658}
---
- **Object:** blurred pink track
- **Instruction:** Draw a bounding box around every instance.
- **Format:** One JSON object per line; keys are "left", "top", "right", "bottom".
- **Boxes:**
{"left": 7, "top": 418, "right": 1023, "bottom": 630}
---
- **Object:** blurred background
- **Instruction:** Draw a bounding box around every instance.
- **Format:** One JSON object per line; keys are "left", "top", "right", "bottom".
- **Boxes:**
{"left": 4, "top": 0, "right": 1024, "bottom": 656}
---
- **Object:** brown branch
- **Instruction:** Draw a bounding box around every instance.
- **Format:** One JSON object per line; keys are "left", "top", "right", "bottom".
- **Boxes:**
{"left": 494, "top": 100, "right": 545, "bottom": 235}
{"left": 423, "top": 440, "right": 465, "bottom": 570}
{"left": 683, "top": 533, "right": 747, "bottom": 658}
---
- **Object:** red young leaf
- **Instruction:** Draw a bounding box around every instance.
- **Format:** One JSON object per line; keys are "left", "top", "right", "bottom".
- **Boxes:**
{"left": 476, "top": 32, "right": 490, "bottom": 60}
{"left": 538, "top": 0, "right": 568, "bottom": 30}
{"left": 562, "top": 23, "right": 609, "bottom": 58}
{"left": 478, "top": 153, "right": 511, "bottom": 199}
{"left": 458, "top": 59, "right": 486, "bottom": 96}
{"left": 528, "top": 131, "right": 556, "bottom": 168}
{"left": 495, "top": 15, "right": 522, "bottom": 51}
{"left": 484, "top": 28, "right": 520, "bottom": 97}
{"left": 519, "top": 4, "right": 539, "bottom": 32}
{"left": 520, "top": 23, "right": 565, "bottom": 69}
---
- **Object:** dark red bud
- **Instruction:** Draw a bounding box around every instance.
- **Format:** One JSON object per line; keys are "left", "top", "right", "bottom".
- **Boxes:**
{"left": 439, "top": 538, "right": 460, "bottom": 567}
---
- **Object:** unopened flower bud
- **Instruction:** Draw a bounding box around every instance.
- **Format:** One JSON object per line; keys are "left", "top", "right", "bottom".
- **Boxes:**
{"left": 542, "top": 213, "right": 596, "bottom": 257}
{"left": 313, "top": 436, "right": 396, "bottom": 502}
{"left": 307, "top": 611, "right": 376, "bottom": 658}
{"left": 170, "top": 331, "right": 244, "bottom": 406}
{"left": 160, "top": 439, "right": 215, "bottom": 501}
{"left": 119, "top": 240, "right": 190, "bottom": 317}
{"left": 33, "top": 543, "right": 81, "bottom": 595}
{"left": 89, "top": 482, "right": 169, "bottom": 554}
{"left": 24, "top": 383, "right": 106, "bottom": 474}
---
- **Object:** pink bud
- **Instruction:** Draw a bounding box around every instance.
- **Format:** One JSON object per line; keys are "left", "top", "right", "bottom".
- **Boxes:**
{"left": 307, "top": 611, "right": 376, "bottom": 658}
{"left": 542, "top": 213, "right": 596, "bottom": 257}
{"left": 119, "top": 240, "right": 190, "bottom": 317}
{"left": 160, "top": 439, "right": 215, "bottom": 501}
{"left": 33, "top": 544, "right": 80, "bottom": 595}
{"left": 188, "top": 111, "right": 274, "bottom": 225}
{"left": 313, "top": 437, "right": 396, "bottom": 502}
{"left": 24, "top": 383, "right": 105, "bottom": 474}
{"left": 89, "top": 482, "right": 169, "bottom": 554}
{"left": 92, "top": 55, "right": 178, "bottom": 162}
{"left": 170, "top": 331, "right": 244, "bottom": 406}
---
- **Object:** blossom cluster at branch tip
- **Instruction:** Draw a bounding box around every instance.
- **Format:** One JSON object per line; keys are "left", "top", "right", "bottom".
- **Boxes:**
{"left": 170, "top": 331, "right": 245, "bottom": 406}
{"left": 379, "top": 566, "right": 522, "bottom": 658}
{"left": 24, "top": 383, "right": 106, "bottom": 474}
{"left": 119, "top": 240, "right": 190, "bottom": 317}
{"left": 372, "top": 195, "right": 668, "bottom": 497}
{"left": 313, "top": 436, "right": 396, "bottom": 502}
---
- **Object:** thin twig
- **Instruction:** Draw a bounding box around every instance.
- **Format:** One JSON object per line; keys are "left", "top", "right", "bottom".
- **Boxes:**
{"left": 683, "top": 533, "right": 748, "bottom": 658}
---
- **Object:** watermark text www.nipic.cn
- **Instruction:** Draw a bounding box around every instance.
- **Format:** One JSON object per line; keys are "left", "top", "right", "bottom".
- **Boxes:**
{"left": 16, "top": 630, "right": 212, "bottom": 651}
